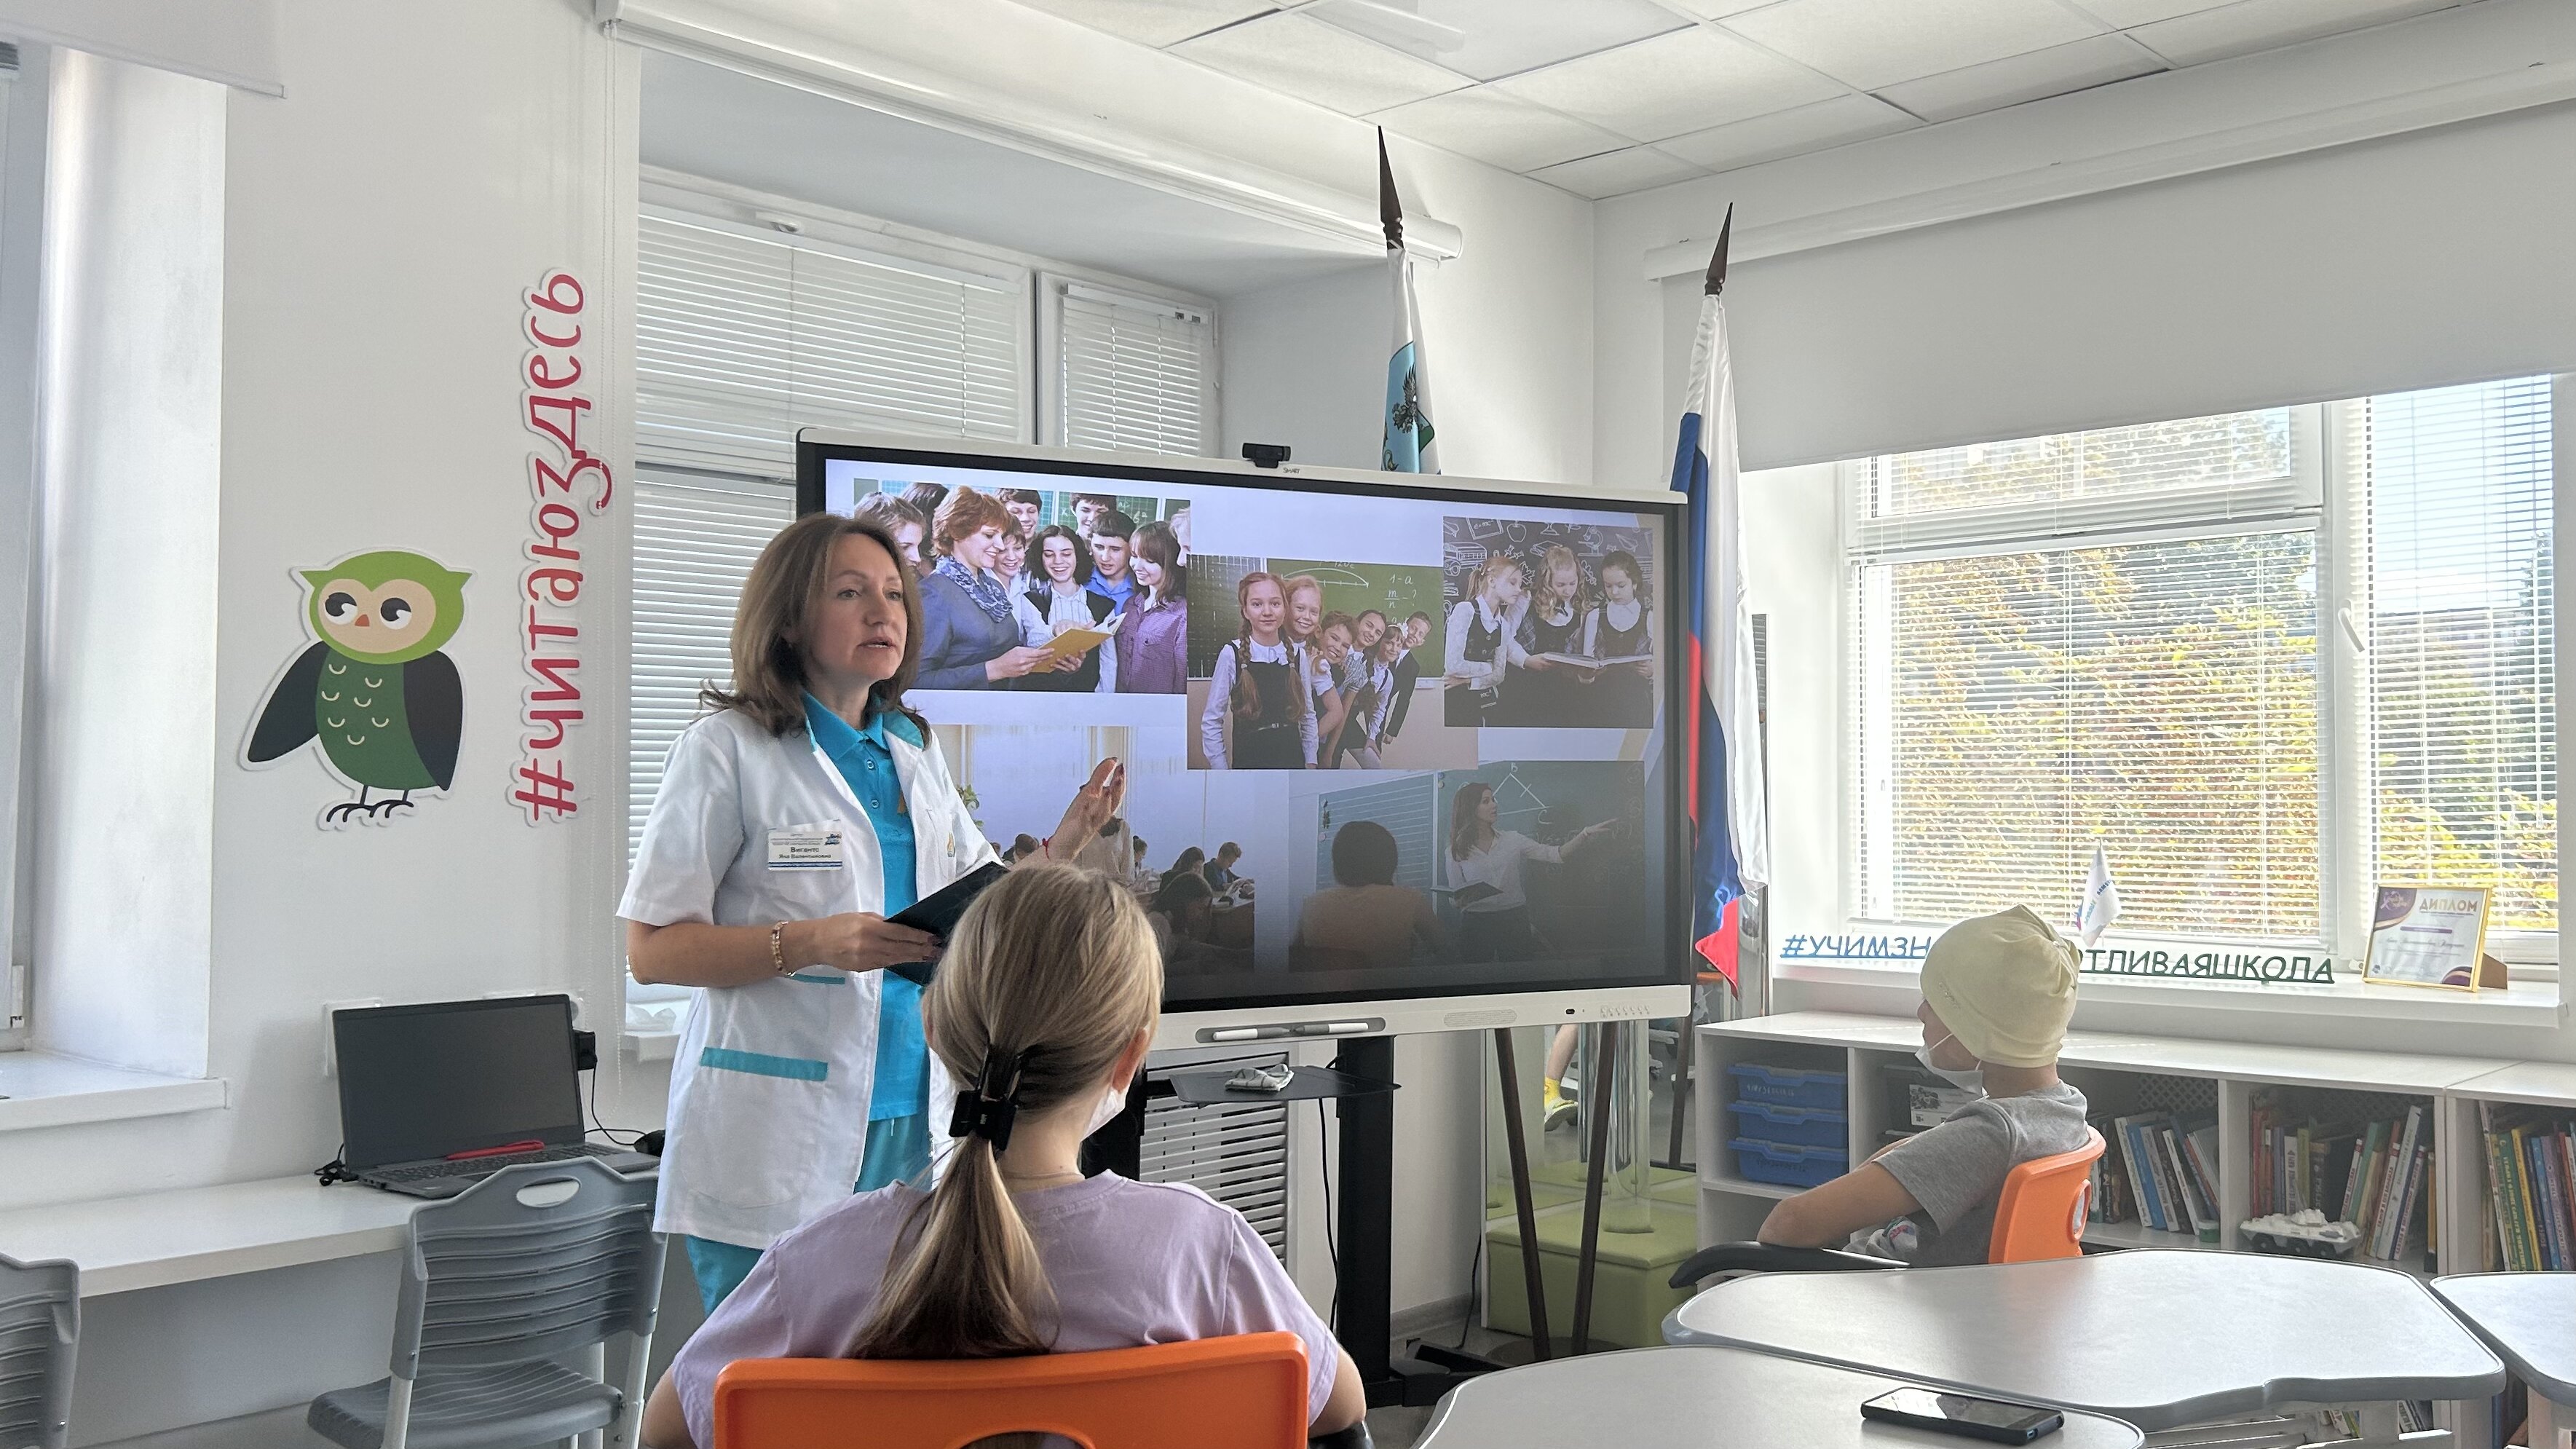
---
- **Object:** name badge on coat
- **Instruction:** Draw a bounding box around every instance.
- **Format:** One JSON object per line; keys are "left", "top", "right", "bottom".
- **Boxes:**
{"left": 767, "top": 826, "right": 848, "bottom": 870}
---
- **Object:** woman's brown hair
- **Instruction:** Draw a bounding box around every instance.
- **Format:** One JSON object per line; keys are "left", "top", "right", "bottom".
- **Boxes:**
{"left": 1130, "top": 519, "right": 1183, "bottom": 610}
{"left": 850, "top": 865, "right": 1162, "bottom": 1361}
{"left": 701, "top": 511, "right": 925, "bottom": 737}
{"left": 1449, "top": 780, "right": 1498, "bottom": 862}
{"left": 931, "top": 485, "right": 1016, "bottom": 561}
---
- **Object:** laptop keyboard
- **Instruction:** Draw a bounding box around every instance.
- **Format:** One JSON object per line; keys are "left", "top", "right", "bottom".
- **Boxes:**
{"left": 373, "top": 1142, "right": 621, "bottom": 1183}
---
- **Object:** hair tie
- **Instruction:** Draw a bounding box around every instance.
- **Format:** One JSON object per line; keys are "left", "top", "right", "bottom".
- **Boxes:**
{"left": 947, "top": 1044, "right": 1040, "bottom": 1153}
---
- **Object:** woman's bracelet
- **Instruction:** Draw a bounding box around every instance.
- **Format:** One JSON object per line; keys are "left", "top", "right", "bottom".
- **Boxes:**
{"left": 770, "top": 921, "right": 789, "bottom": 974}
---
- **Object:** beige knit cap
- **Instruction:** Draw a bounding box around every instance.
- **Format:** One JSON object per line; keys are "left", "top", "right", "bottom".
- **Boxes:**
{"left": 1921, "top": 905, "right": 2079, "bottom": 1067}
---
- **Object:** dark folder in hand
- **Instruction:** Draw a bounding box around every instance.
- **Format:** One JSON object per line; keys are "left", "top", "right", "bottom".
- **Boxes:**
{"left": 1434, "top": 882, "right": 1502, "bottom": 907}
{"left": 883, "top": 861, "right": 1011, "bottom": 985}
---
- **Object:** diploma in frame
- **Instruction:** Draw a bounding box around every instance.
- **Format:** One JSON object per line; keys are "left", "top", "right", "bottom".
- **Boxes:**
{"left": 2363, "top": 885, "right": 2492, "bottom": 992}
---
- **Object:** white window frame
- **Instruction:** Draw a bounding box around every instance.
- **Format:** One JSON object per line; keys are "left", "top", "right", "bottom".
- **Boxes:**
{"left": 0, "top": 42, "right": 48, "bottom": 1046}
{"left": 1840, "top": 387, "right": 2561, "bottom": 978}
{"left": 1038, "top": 273, "right": 1220, "bottom": 458}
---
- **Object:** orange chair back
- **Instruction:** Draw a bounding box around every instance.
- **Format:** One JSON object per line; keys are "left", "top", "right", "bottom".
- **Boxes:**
{"left": 711, "top": 1332, "right": 1310, "bottom": 1449}
{"left": 1987, "top": 1126, "right": 2106, "bottom": 1263}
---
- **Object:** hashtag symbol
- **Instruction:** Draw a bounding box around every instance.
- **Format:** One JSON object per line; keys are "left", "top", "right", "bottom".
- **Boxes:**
{"left": 514, "top": 758, "right": 577, "bottom": 820}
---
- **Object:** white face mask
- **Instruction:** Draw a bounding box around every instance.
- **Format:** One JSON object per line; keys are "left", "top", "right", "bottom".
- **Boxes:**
{"left": 1083, "top": 1078, "right": 1129, "bottom": 1138}
{"left": 1915, "top": 1033, "right": 1985, "bottom": 1094}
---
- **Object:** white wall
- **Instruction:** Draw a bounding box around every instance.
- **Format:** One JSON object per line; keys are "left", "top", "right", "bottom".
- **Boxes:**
{"left": 0, "top": 3, "right": 643, "bottom": 1442}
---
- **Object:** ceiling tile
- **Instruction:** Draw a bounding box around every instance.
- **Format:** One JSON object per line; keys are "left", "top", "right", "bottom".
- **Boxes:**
{"left": 1008, "top": 0, "right": 1277, "bottom": 49}
{"left": 1493, "top": 26, "right": 1846, "bottom": 143}
{"left": 1367, "top": 87, "right": 1630, "bottom": 173}
{"left": 1172, "top": 11, "right": 1472, "bottom": 114}
{"left": 1308, "top": 0, "right": 1689, "bottom": 83}
{"left": 2058, "top": 0, "right": 2229, "bottom": 25}
{"left": 2126, "top": 0, "right": 2456, "bottom": 66}
{"left": 1876, "top": 31, "right": 2163, "bottom": 122}
{"left": 1529, "top": 146, "right": 1707, "bottom": 200}
{"left": 1722, "top": 0, "right": 2106, "bottom": 90}
{"left": 1658, "top": 92, "right": 1917, "bottom": 171}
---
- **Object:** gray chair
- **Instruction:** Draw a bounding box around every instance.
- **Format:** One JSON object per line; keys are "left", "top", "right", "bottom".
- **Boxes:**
{"left": 308, "top": 1160, "right": 664, "bottom": 1449}
{"left": 0, "top": 1254, "right": 77, "bottom": 1449}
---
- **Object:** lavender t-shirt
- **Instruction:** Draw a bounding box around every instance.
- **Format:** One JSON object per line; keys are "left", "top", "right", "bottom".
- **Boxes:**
{"left": 669, "top": 1172, "right": 1339, "bottom": 1448}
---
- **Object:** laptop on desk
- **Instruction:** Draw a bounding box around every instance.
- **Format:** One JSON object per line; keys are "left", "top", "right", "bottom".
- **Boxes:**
{"left": 332, "top": 995, "right": 657, "bottom": 1199}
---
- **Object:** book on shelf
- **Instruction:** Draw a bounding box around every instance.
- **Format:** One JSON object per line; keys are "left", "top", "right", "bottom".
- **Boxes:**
{"left": 2246, "top": 1094, "right": 2433, "bottom": 1267}
{"left": 2483, "top": 1108, "right": 2576, "bottom": 1274}
{"left": 2113, "top": 1113, "right": 2173, "bottom": 1232}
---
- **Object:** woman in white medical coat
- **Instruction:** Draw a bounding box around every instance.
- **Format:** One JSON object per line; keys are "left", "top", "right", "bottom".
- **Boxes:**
{"left": 620, "top": 510, "right": 1123, "bottom": 1312}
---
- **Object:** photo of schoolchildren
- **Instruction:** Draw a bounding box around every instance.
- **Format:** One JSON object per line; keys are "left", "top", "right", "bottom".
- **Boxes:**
{"left": 1114, "top": 519, "right": 1188, "bottom": 695}
{"left": 1196, "top": 569, "right": 1317, "bottom": 770}
{"left": 1190, "top": 556, "right": 1469, "bottom": 770}
{"left": 1440, "top": 517, "right": 1659, "bottom": 730}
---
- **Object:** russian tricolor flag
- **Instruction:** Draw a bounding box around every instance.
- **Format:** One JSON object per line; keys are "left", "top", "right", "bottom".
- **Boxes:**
{"left": 1670, "top": 208, "right": 1769, "bottom": 989}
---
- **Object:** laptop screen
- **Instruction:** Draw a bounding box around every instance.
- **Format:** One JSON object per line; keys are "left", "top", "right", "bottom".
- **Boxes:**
{"left": 334, "top": 995, "right": 585, "bottom": 1168}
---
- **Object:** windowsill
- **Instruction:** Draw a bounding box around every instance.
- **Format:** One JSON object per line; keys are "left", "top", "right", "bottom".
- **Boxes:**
{"left": 623, "top": 1029, "right": 678, "bottom": 1064}
{"left": 0, "top": 1051, "right": 229, "bottom": 1133}
{"left": 1777, "top": 958, "right": 2565, "bottom": 1027}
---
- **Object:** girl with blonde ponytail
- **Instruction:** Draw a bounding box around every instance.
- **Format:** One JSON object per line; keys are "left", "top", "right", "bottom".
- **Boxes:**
{"left": 644, "top": 865, "right": 1364, "bottom": 1448}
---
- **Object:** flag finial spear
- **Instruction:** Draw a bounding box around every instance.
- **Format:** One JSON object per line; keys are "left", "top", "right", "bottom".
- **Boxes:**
{"left": 1704, "top": 204, "right": 1732, "bottom": 298}
{"left": 1378, "top": 128, "right": 1404, "bottom": 253}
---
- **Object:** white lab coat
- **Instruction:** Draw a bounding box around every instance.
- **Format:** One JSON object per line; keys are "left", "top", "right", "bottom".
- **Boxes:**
{"left": 618, "top": 706, "right": 998, "bottom": 1249}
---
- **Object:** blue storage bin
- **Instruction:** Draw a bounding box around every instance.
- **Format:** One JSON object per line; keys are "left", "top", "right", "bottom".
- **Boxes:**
{"left": 1726, "top": 1062, "right": 1846, "bottom": 1111}
{"left": 1728, "top": 1138, "right": 1849, "bottom": 1190}
{"left": 1726, "top": 1099, "right": 1848, "bottom": 1148}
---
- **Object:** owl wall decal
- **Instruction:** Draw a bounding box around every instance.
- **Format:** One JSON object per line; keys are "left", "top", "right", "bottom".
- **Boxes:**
{"left": 245, "top": 550, "right": 470, "bottom": 825}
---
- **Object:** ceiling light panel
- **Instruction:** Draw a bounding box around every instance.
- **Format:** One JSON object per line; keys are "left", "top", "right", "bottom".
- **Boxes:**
{"left": 1367, "top": 87, "right": 1630, "bottom": 172}
{"left": 1009, "top": 0, "right": 1279, "bottom": 49}
{"left": 1530, "top": 146, "right": 1707, "bottom": 200}
{"left": 1876, "top": 31, "right": 2163, "bottom": 122}
{"left": 1658, "top": 92, "right": 1917, "bottom": 172}
{"left": 2125, "top": 0, "right": 2456, "bottom": 67}
{"left": 1496, "top": 25, "right": 1845, "bottom": 143}
{"left": 1173, "top": 10, "right": 1472, "bottom": 114}
{"left": 1308, "top": 0, "right": 1690, "bottom": 82}
{"left": 1722, "top": 0, "right": 2106, "bottom": 90}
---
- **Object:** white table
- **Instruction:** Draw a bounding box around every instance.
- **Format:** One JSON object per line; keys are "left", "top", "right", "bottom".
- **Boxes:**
{"left": 2433, "top": 1274, "right": 2576, "bottom": 1449}
{"left": 0, "top": 1176, "right": 418, "bottom": 1295}
{"left": 1663, "top": 1250, "right": 2503, "bottom": 1435}
{"left": 1414, "top": 1346, "right": 2142, "bottom": 1449}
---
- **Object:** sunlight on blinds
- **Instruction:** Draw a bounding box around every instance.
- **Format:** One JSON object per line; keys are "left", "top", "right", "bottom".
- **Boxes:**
{"left": 1060, "top": 285, "right": 1209, "bottom": 457}
{"left": 2363, "top": 376, "right": 2556, "bottom": 930}
{"left": 1854, "top": 533, "right": 2321, "bottom": 937}
{"left": 629, "top": 476, "right": 795, "bottom": 861}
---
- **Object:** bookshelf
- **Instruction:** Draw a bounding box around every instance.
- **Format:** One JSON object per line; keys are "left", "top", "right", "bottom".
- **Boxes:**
{"left": 1696, "top": 1013, "right": 2576, "bottom": 1449}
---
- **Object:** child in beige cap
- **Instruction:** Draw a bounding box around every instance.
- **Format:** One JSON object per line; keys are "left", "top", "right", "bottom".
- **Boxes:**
{"left": 1757, "top": 906, "right": 2090, "bottom": 1265}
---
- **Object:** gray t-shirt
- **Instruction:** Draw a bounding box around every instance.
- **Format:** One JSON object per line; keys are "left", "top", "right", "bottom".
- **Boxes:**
{"left": 1857, "top": 1082, "right": 2090, "bottom": 1267}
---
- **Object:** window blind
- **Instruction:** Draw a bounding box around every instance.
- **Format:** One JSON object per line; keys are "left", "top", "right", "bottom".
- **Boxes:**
{"left": 1851, "top": 408, "right": 2308, "bottom": 559}
{"left": 2362, "top": 376, "right": 2556, "bottom": 931}
{"left": 1058, "top": 283, "right": 1210, "bottom": 457}
{"left": 629, "top": 475, "right": 795, "bottom": 862}
{"left": 637, "top": 213, "right": 1023, "bottom": 475}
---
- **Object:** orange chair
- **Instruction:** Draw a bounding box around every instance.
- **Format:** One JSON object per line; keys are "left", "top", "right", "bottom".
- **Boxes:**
{"left": 712, "top": 1332, "right": 1309, "bottom": 1449}
{"left": 1667, "top": 1127, "right": 2109, "bottom": 1286}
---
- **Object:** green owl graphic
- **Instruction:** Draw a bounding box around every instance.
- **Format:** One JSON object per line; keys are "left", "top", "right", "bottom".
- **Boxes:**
{"left": 246, "top": 550, "right": 470, "bottom": 824}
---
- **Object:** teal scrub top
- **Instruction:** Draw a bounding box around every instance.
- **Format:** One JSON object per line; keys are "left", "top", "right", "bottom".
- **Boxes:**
{"left": 802, "top": 694, "right": 926, "bottom": 1122}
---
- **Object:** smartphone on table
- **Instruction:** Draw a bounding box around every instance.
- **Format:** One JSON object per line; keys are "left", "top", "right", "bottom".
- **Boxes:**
{"left": 1860, "top": 1387, "right": 2063, "bottom": 1444}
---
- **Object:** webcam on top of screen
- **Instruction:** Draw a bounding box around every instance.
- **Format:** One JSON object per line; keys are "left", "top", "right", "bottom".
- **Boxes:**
{"left": 1241, "top": 442, "right": 1291, "bottom": 470}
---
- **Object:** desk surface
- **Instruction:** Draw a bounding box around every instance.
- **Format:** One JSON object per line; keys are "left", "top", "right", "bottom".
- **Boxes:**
{"left": 2432, "top": 1274, "right": 2576, "bottom": 1406}
{"left": 1414, "top": 1346, "right": 2142, "bottom": 1449}
{"left": 1664, "top": 1250, "right": 2502, "bottom": 1432}
{"left": 0, "top": 1176, "right": 418, "bottom": 1296}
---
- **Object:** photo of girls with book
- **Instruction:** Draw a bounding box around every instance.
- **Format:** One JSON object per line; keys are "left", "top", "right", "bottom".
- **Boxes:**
{"left": 1115, "top": 518, "right": 1188, "bottom": 694}
{"left": 1581, "top": 548, "right": 1657, "bottom": 727}
{"left": 1501, "top": 543, "right": 1591, "bottom": 726}
{"left": 916, "top": 486, "right": 1061, "bottom": 690}
{"left": 1445, "top": 550, "right": 1526, "bottom": 727}
{"left": 1443, "top": 778, "right": 1616, "bottom": 963}
{"left": 1198, "top": 570, "right": 1318, "bottom": 770}
{"left": 1011, "top": 524, "right": 1118, "bottom": 694}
